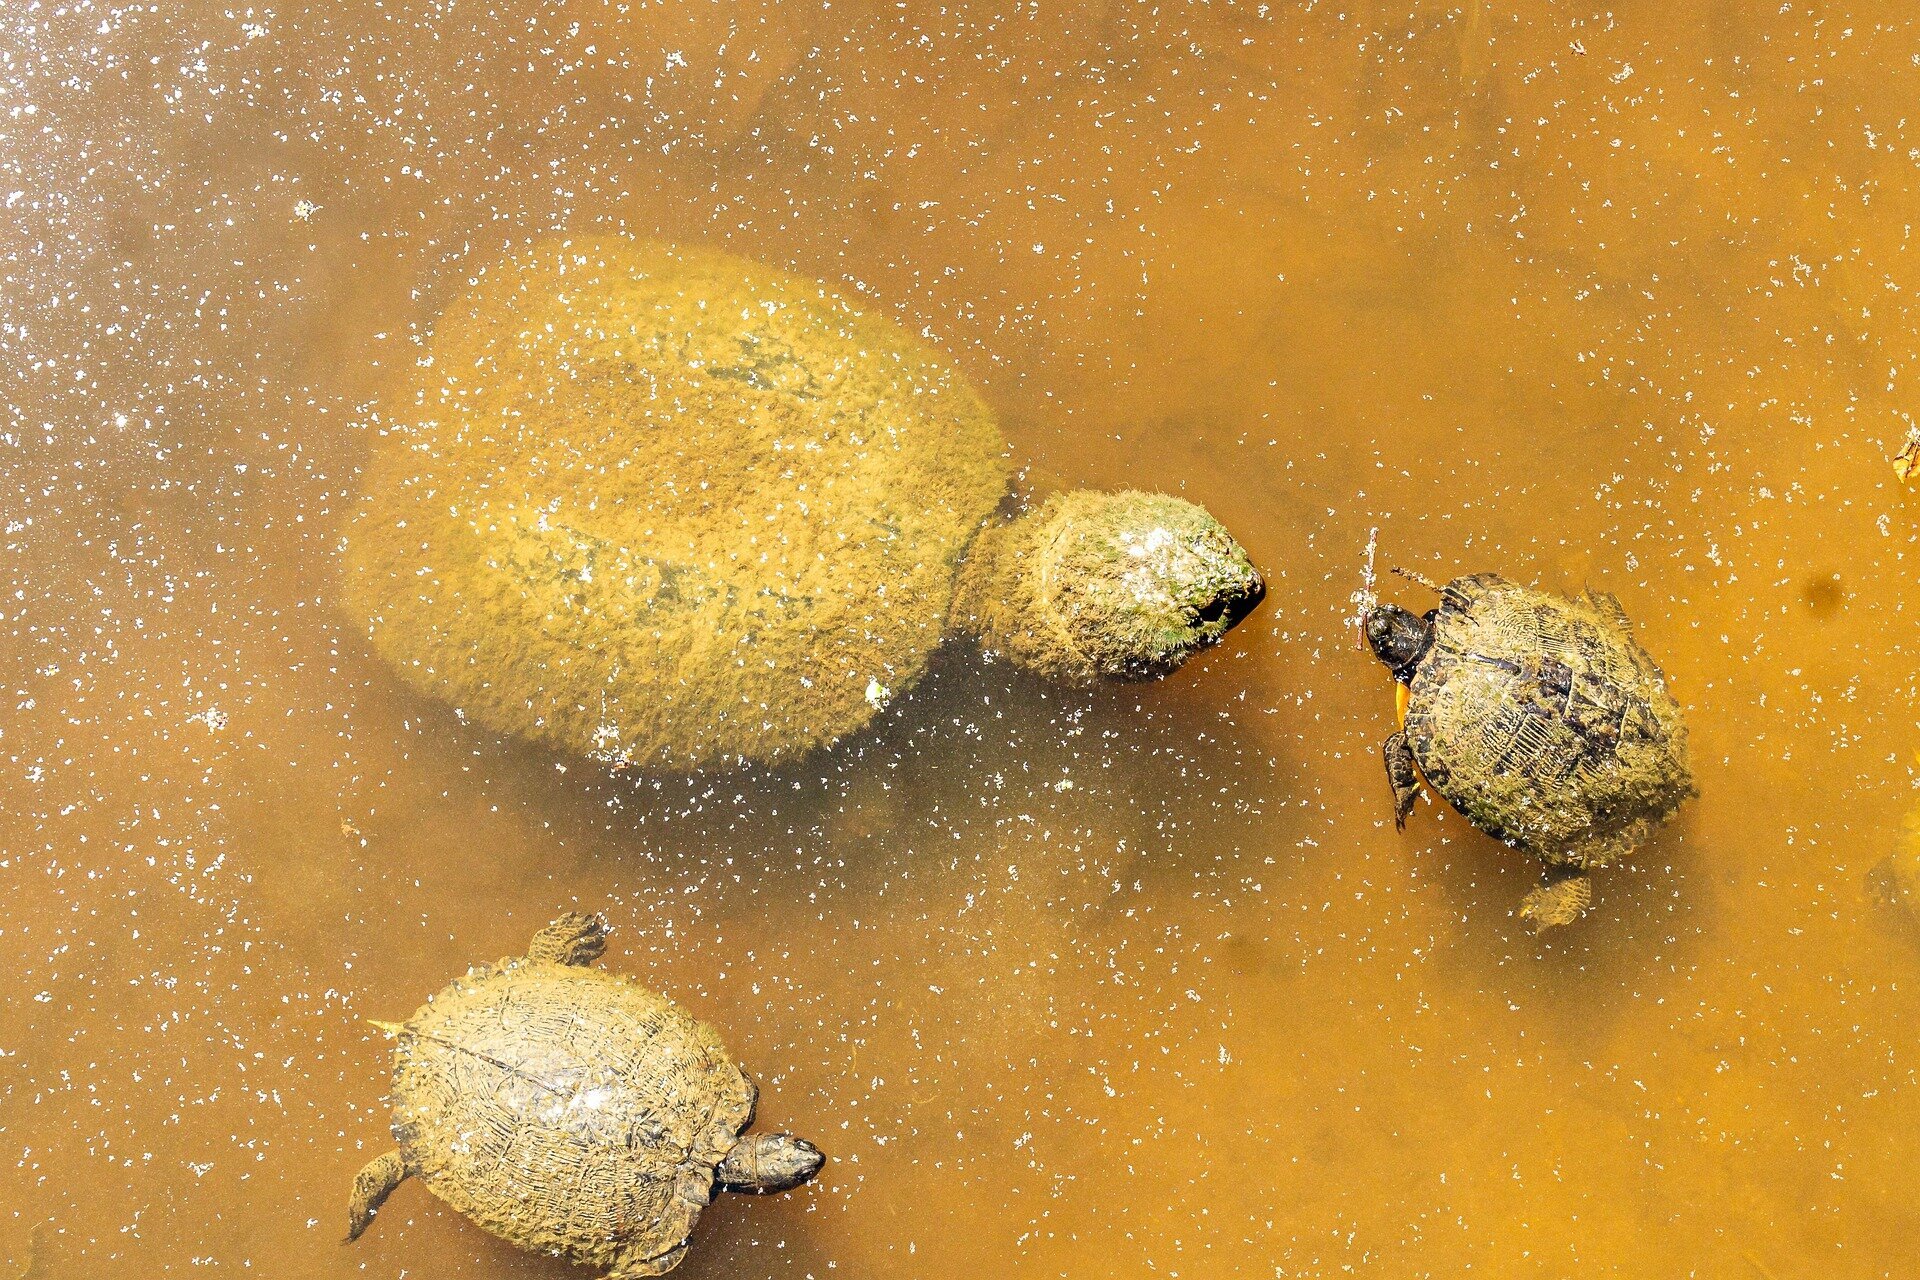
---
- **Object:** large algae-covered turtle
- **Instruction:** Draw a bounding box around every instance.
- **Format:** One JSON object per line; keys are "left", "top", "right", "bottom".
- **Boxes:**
{"left": 1364, "top": 572, "right": 1693, "bottom": 930}
{"left": 342, "top": 236, "right": 1264, "bottom": 771}
{"left": 346, "top": 913, "right": 823, "bottom": 1277}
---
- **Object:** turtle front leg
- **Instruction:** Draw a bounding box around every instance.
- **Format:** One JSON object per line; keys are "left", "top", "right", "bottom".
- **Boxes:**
{"left": 345, "top": 1149, "right": 410, "bottom": 1242}
{"left": 1383, "top": 731, "right": 1421, "bottom": 830}
{"left": 1518, "top": 867, "right": 1592, "bottom": 933}
{"left": 527, "top": 911, "right": 611, "bottom": 965}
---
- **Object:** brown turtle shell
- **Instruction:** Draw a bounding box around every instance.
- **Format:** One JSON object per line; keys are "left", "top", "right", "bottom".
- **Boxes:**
{"left": 389, "top": 954, "right": 755, "bottom": 1272}
{"left": 1403, "top": 573, "right": 1692, "bottom": 869}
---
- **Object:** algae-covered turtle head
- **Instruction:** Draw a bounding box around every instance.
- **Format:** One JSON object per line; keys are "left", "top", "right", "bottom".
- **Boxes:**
{"left": 347, "top": 912, "right": 824, "bottom": 1277}
{"left": 342, "top": 235, "right": 1264, "bottom": 772}
{"left": 1365, "top": 571, "right": 1693, "bottom": 932}
{"left": 956, "top": 489, "right": 1264, "bottom": 683}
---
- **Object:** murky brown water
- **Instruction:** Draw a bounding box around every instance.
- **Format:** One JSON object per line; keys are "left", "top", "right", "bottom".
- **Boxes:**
{"left": 7, "top": 2, "right": 1920, "bottom": 1275}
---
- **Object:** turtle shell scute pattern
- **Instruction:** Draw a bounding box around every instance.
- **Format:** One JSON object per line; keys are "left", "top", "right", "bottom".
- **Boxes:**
{"left": 1403, "top": 573, "right": 1692, "bottom": 867}
{"left": 389, "top": 958, "right": 756, "bottom": 1268}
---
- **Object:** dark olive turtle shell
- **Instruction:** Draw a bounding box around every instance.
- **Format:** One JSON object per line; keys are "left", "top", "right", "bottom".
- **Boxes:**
{"left": 1404, "top": 573, "right": 1692, "bottom": 868}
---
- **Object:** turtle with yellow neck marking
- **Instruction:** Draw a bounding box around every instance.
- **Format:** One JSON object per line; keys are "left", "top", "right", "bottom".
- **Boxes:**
{"left": 1364, "top": 572, "right": 1694, "bottom": 931}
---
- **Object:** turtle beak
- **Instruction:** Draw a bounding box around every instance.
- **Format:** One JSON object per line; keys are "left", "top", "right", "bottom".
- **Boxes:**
{"left": 790, "top": 1138, "right": 826, "bottom": 1185}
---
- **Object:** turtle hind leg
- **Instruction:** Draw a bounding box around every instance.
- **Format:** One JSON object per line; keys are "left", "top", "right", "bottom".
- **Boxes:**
{"left": 606, "top": 1239, "right": 692, "bottom": 1278}
{"left": 1383, "top": 731, "right": 1422, "bottom": 830}
{"left": 606, "top": 1188, "right": 703, "bottom": 1277}
{"left": 1518, "top": 867, "right": 1592, "bottom": 933}
{"left": 345, "top": 1149, "right": 409, "bottom": 1243}
{"left": 528, "top": 911, "right": 611, "bottom": 965}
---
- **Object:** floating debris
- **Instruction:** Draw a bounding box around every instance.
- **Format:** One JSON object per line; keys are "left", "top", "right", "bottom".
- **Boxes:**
{"left": 188, "top": 707, "right": 228, "bottom": 730}
{"left": 1348, "top": 525, "right": 1379, "bottom": 650}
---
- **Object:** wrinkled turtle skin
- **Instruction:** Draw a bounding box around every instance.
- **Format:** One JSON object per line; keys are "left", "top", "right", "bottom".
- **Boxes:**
{"left": 1369, "top": 573, "right": 1694, "bottom": 930}
{"left": 341, "top": 236, "right": 1263, "bottom": 772}
{"left": 346, "top": 913, "right": 823, "bottom": 1277}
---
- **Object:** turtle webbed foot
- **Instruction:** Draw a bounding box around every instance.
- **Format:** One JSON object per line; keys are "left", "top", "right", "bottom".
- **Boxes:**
{"left": 1383, "top": 731, "right": 1421, "bottom": 830}
{"left": 1518, "top": 870, "right": 1592, "bottom": 933}
{"left": 528, "top": 911, "right": 611, "bottom": 966}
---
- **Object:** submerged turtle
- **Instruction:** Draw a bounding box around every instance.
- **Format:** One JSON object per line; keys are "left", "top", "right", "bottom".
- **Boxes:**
{"left": 346, "top": 913, "right": 823, "bottom": 1277}
{"left": 342, "top": 236, "right": 1264, "bottom": 772}
{"left": 6, "top": 1225, "right": 43, "bottom": 1280}
{"left": 1869, "top": 797, "right": 1920, "bottom": 926}
{"left": 1364, "top": 572, "right": 1693, "bottom": 930}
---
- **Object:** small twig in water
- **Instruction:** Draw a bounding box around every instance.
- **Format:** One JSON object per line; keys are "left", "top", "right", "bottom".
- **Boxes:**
{"left": 1348, "top": 526, "right": 1380, "bottom": 650}
{"left": 1392, "top": 565, "right": 1442, "bottom": 592}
